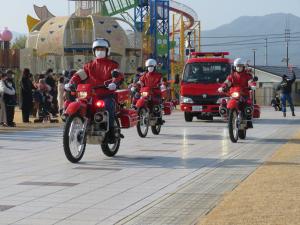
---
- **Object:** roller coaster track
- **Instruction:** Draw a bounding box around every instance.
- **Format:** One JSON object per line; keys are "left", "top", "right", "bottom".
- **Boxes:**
{"left": 103, "top": 0, "right": 197, "bottom": 33}
{"left": 169, "top": 0, "right": 198, "bottom": 33}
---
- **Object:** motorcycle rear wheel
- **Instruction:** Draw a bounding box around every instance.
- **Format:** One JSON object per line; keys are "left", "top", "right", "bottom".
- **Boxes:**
{"left": 63, "top": 115, "right": 86, "bottom": 163}
{"left": 137, "top": 107, "right": 149, "bottom": 138}
{"left": 228, "top": 109, "right": 239, "bottom": 143}
{"left": 101, "top": 119, "right": 121, "bottom": 157}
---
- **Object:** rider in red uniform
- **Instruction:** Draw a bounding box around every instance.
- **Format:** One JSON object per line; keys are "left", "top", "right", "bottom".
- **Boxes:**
{"left": 218, "top": 58, "right": 257, "bottom": 128}
{"left": 138, "top": 58, "right": 165, "bottom": 124}
{"left": 139, "top": 59, "right": 163, "bottom": 92}
{"left": 65, "top": 38, "right": 124, "bottom": 141}
{"left": 219, "top": 58, "right": 254, "bottom": 96}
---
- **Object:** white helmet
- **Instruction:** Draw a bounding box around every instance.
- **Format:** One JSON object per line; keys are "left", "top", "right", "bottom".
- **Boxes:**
{"left": 92, "top": 38, "right": 111, "bottom": 56}
{"left": 233, "top": 58, "right": 245, "bottom": 67}
{"left": 233, "top": 58, "right": 245, "bottom": 72}
{"left": 145, "top": 59, "right": 157, "bottom": 67}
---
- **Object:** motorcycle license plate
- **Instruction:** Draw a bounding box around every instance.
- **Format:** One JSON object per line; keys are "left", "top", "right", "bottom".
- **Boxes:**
{"left": 192, "top": 106, "right": 202, "bottom": 112}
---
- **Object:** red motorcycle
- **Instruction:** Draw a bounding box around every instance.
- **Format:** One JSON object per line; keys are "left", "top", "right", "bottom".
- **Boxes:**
{"left": 62, "top": 83, "right": 138, "bottom": 163}
{"left": 136, "top": 87, "right": 172, "bottom": 138}
{"left": 219, "top": 81, "right": 261, "bottom": 121}
{"left": 226, "top": 85, "right": 256, "bottom": 143}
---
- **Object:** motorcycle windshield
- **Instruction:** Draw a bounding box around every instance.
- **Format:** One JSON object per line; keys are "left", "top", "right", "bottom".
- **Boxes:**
{"left": 183, "top": 62, "right": 231, "bottom": 84}
{"left": 230, "top": 87, "right": 243, "bottom": 93}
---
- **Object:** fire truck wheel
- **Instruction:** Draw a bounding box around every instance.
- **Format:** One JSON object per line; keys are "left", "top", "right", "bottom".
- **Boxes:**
{"left": 184, "top": 112, "right": 193, "bottom": 122}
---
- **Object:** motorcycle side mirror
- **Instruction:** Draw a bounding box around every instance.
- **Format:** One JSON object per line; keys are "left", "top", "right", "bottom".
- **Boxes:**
{"left": 253, "top": 76, "right": 258, "bottom": 82}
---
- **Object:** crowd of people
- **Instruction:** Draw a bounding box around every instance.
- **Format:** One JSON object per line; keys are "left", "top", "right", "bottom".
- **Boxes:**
{"left": 0, "top": 68, "right": 75, "bottom": 127}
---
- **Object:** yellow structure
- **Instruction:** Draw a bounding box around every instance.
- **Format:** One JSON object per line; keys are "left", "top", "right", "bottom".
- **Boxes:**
{"left": 26, "top": 15, "right": 40, "bottom": 32}
{"left": 22, "top": 7, "right": 142, "bottom": 74}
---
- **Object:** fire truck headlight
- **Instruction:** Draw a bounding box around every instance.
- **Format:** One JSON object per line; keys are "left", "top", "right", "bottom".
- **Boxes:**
{"left": 181, "top": 96, "right": 194, "bottom": 104}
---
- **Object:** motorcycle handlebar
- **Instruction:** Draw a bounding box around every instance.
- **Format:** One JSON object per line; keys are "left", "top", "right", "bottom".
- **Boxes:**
{"left": 92, "top": 85, "right": 107, "bottom": 89}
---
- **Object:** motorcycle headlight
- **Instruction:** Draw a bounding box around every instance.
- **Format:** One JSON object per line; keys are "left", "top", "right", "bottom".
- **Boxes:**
{"left": 180, "top": 96, "right": 194, "bottom": 104}
{"left": 217, "top": 98, "right": 229, "bottom": 104}
{"left": 77, "top": 91, "right": 88, "bottom": 99}
{"left": 141, "top": 92, "right": 149, "bottom": 97}
{"left": 231, "top": 92, "right": 240, "bottom": 98}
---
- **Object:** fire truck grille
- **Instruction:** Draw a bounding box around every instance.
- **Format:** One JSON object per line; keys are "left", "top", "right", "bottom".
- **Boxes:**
{"left": 188, "top": 95, "right": 219, "bottom": 105}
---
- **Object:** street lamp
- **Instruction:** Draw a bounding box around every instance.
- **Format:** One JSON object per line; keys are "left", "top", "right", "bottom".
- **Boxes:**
{"left": 186, "top": 31, "right": 193, "bottom": 59}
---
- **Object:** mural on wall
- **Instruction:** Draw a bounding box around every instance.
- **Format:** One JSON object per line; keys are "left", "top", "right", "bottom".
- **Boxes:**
{"left": 46, "top": 55, "right": 56, "bottom": 69}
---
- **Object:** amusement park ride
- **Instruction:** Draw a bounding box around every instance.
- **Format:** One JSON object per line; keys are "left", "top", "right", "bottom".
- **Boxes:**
{"left": 25, "top": 0, "right": 200, "bottom": 80}
{"left": 74, "top": 0, "right": 201, "bottom": 78}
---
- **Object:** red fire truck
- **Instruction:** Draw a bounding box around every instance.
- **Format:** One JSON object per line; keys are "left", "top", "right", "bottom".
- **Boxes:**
{"left": 180, "top": 52, "right": 232, "bottom": 122}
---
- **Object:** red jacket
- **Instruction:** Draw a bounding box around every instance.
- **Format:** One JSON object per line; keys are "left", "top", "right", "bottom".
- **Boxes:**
{"left": 71, "top": 58, "right": 124, "bottom": 95}
{"left": 140, "top": 71, "right": 162, "bottom": 88}
{"left": 224, "top": 71, "right": 253, "bottom": 96}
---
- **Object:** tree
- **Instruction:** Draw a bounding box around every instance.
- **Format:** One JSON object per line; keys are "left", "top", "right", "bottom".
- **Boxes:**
{"left": 11, "top": 35, "right": 27, "bottom": 49}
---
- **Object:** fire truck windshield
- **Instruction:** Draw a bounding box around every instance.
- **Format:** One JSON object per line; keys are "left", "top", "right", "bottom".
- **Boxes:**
{"left": 183, "top": 62, "right": 231, "bottom": 84}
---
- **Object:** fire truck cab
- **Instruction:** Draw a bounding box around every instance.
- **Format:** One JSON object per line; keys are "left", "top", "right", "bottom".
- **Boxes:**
{"left": 180, "top": 52, "right": 231, "bottom": 122}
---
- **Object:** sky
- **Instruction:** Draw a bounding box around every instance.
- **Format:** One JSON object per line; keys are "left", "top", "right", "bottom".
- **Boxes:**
{"left": 0, "top": 0, "right": 300, "bottom": 34}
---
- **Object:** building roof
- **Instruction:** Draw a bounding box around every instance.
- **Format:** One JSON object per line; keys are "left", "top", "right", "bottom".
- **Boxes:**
{"left": 254, "top": 66, "right": 300, "bottom": 79}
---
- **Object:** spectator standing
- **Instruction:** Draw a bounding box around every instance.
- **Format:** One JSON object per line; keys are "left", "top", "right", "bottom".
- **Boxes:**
{"left": 277, "top": 69, "right": 296, "bottom": 117}
{"left": 1, "top": 70, "right": 17, "bottom": 127}
{"left": 45, "top": 69, "right": 58, "bottom": 117}
{"left": 0, "top": 72, "right": 7, "bottom": 126}
{"left": 57, "top": 76, "right": 65, "bottom": 115}
{"left": 19, "top": 68, "right": 34, "bottom": 123}
{"left": 45, "top": 69, "right": 56, "bottom": 90}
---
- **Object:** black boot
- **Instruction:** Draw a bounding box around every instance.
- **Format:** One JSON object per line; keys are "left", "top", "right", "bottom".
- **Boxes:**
{"left": 107, "top": 128, "right": 116, "bottom": 144}
{"left": 292, "top": 111, "right": 296, "bottom": 117}
{"left": 158, "top": 118, "right": 165, "bottom": 125}
{"left": 106, "top": 128, "right": 124, "bottom": 144}
{"left": 247, "top": 121, "right": 253, "bottom": 129}
{"left": 283, "top": 112, "right": 286, "bottom": 117}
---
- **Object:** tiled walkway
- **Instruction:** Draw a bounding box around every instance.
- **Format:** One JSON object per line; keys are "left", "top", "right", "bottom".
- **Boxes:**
{"left": 0, "top": 108, "right": 299, "bottom": 225}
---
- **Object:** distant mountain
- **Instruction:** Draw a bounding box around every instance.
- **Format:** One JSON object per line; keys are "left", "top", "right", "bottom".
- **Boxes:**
{"left": 201, "top": 13, "right": 300, "bottom": 67}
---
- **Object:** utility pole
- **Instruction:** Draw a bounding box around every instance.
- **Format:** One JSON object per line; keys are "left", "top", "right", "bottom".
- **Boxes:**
{"left": 264, "top": 38, "right": 268, "bottom": 66}
{"left": 252, "top": 48, "right": 257, "bottom": 104}
{"left": 252, "top": 48, "right": 256, "bottom": 76}
{"left": 285, "top": 24, "right": 291, "bottom": 67}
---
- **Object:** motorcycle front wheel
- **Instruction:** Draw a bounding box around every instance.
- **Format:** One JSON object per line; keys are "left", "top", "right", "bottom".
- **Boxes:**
{"left": 238, "top": 129, "right": 247, "bottom": 139}
{"left": 101, "top": 119, "right": 121, "bottom": 157}
{"left": 63, "top": 115, "right": 86, "bottom": 163}
{"left": 137, "top": 107, "right": 149, "bottom": 138}
{"left": 151, "top": 121, "right": 161, "bottom": 135}
{"left": 228, "top": 109, "right": 239, "bottom": 143}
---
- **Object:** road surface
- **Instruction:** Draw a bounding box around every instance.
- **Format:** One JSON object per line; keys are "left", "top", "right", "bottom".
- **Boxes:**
{"left": 0, "top": 107, "right": 299, "bottom": 225}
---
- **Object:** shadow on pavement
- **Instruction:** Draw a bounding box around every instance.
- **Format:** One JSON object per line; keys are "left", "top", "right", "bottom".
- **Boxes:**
{"left": 247, "top": 137, "right": 300, "bottom": 144}
{"left": 255, "top": 118, "right": 300, "bottom": 125}
{"left": 160, "top": 133, "right": 224, "bottom": 141}
{"left": 80, "top": 155, "right": 267, "bottom": 170}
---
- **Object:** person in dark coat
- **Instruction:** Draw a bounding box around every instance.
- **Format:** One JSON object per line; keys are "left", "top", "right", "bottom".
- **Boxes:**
{"left": 2, "top": 70, "right": 17, "bottom": 127}
{"left": 45, "top": 68, "right": 58, "bottom": 117}
{"left": 277, "top": 70, "right": 296, "bottom": 117}
{"left": 20, "top": 68, "right": 34, "bottom": 123}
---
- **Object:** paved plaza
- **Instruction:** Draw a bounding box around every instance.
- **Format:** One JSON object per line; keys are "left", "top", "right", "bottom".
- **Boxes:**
{"left": 0, "top": 108, "right": 299, "bottom": 225}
